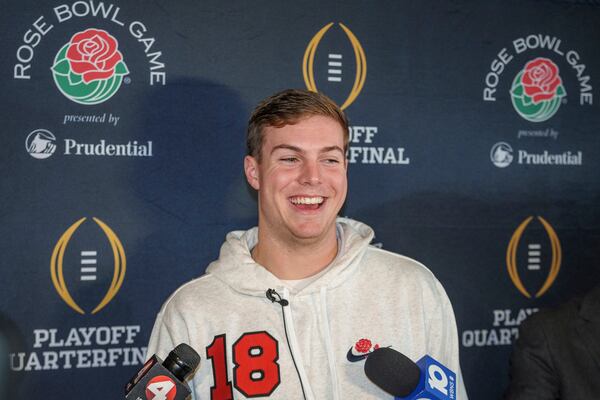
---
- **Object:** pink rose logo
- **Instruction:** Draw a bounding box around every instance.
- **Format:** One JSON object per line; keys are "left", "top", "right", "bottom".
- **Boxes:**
{"left": 510, "top": 57, "right": 566, "bottom": 122}
{"left": 66, "top": 29, "right": 123, "bottom": 83}
{"left": 355, "top": 338, "right": 373, "bottom": 353}
{"left": 521, "top": 58, "right": 562, "bottom": 104}
{"left": 51, "top": 28, "right": 129, "bottom": 104}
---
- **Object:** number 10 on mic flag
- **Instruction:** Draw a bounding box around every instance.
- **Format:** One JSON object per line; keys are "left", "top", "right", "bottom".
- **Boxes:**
{"left": 396, "top": 355, "right": 456, "bottom": 400}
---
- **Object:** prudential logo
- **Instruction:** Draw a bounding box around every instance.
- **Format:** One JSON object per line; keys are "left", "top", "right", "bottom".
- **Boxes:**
{"left": 51, "top": 28, "right": 130, "bottom": 105}
{"left": 490, "top": 141, "right": 582, "bottom": 168}
{"left": 490, "top": 142, "right": 514, "bottom": 168}
{"left": 26, "top": 129, "right": 57, "bottom": 159}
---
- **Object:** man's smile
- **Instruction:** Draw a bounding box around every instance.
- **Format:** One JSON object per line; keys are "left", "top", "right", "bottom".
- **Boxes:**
{"left": 289, "top": 196, "right": 325, "bottom": 210}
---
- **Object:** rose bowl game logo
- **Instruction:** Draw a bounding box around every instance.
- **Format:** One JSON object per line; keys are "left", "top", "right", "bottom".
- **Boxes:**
{"left": 51, "top": 28, "right": 129, "bottom": 105}
{"left": 510, "top": 58, "right": 566, "bottom": 123}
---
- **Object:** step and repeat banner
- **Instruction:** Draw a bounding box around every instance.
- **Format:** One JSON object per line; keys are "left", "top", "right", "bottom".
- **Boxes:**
{"left": 1, "top": 0, "right": 599, "bottom": 398}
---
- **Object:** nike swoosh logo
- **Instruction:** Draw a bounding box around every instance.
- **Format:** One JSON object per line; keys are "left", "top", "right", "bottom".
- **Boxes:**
{"left": 346, "top": 348, "right": 370, "bottom": 362}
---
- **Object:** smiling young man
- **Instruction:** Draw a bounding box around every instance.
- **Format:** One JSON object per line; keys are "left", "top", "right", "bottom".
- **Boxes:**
{"left": 147, "top": 89, "right": 468, "bottom": 399}
{"left": 244, "top": 101, "right": 348, "bottom": 280}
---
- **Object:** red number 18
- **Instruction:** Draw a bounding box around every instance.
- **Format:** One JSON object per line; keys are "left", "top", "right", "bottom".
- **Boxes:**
{"left": 206, "top": 331, "right": 280, "bottom": 399}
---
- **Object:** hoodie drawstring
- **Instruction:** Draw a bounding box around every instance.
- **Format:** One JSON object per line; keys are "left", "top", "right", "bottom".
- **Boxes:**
{"left": 267, "top": 287, "right": 340, "bottom": 400}
{"left": 320, "top": 287, "right": 341, "bottom": 400}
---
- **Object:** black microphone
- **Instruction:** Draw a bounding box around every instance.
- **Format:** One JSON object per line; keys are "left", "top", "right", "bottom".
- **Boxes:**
{"left": 266, "top": 288, "right": 289, "bottom": 306}
{"left": 364, "top": 347, "right": 457, "bottom": 399}
{"left": 364, "top": 347, "right": 421, "bottom": 397}
{"left": 125, "top": 343, "right": 200, "bottom": 399}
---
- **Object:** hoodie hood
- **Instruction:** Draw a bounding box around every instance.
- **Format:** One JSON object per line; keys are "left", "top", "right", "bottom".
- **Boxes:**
{"left": 206, "top": 217, "right": 374, "bottom": 297}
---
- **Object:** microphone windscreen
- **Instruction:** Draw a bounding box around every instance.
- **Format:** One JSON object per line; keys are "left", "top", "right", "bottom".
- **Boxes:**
{"left": 163, "top": 343, "right": 201, "bottom": 381}
{"left": 364, "top": 347, "right": 421, "bottom": 397}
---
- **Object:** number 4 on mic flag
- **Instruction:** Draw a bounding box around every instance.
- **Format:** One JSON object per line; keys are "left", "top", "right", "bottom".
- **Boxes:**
{"left": 125, "top": 356, "right": 192, "bottom": 400}
{"left": 396, "top": 355, "right": 456, "bottom": 400}
{"left": 146, "top": 375, "right": 177, "bottom": 400}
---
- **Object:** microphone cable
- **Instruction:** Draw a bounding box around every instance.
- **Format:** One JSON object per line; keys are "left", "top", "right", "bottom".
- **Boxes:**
{"left": 266, "top": 288, "right": 307, "bottom": 400}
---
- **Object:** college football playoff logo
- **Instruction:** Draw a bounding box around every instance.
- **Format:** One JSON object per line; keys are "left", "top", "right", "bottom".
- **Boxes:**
{"left": 50, "top": 217, "right": 126, "bottom": 314}
{"left": 510, "top": 58, "right": 566, "bottom": 122}
{"left": 506, "top": 216, "right": 561, "bottom": 298}
{"left": 302, "top": 22, "right": 366, "bottom": 110}
{"left": 51, "top": 28, "right": 129, "bottom": 105}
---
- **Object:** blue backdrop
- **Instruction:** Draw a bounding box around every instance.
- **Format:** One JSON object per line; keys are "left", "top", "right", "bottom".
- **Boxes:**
{"left": 1, "top": 0, "right": 599, "bottom": 398}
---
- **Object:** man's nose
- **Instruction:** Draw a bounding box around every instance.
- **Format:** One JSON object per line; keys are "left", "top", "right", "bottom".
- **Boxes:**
{"left": 300, "top": 160, "right": 321, "bottom": 184}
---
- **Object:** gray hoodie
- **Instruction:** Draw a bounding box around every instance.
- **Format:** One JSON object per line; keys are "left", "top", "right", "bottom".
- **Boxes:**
{"left": 147, "top": 217, "right": 468, "bottom": 399}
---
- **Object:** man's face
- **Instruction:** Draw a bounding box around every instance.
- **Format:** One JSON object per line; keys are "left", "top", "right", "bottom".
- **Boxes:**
{"left": 244, "top": 114, "right": 348, "bottom": 245}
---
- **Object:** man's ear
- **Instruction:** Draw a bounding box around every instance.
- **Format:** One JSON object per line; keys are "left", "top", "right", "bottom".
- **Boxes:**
{"left": 244, "top": 155, "right": 260, "bottom": 190}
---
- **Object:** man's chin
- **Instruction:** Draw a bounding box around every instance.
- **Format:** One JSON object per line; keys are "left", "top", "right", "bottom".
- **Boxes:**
{"left": 289, "top": 223, "right": 335, "bottom": 242}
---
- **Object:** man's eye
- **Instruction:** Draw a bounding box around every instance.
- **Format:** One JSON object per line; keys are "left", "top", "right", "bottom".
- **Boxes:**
{"left": 281, "top": 157, "right": 299, "bottom": 163}
{"left": 324, "top": 158, "right": 340, "bottom": 164}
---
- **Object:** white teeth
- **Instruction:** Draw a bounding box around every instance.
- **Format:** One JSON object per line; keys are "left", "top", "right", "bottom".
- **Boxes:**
{"left": 290, "top": 196, "right": 324, "bottom": 205}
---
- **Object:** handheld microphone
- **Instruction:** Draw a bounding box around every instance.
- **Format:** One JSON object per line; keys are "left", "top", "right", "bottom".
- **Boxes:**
{"left": 125, "top": 343, "right": 200, "bottom": 400}
{"left": 364, "top": 347, "right": 456, "bottom": 400}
